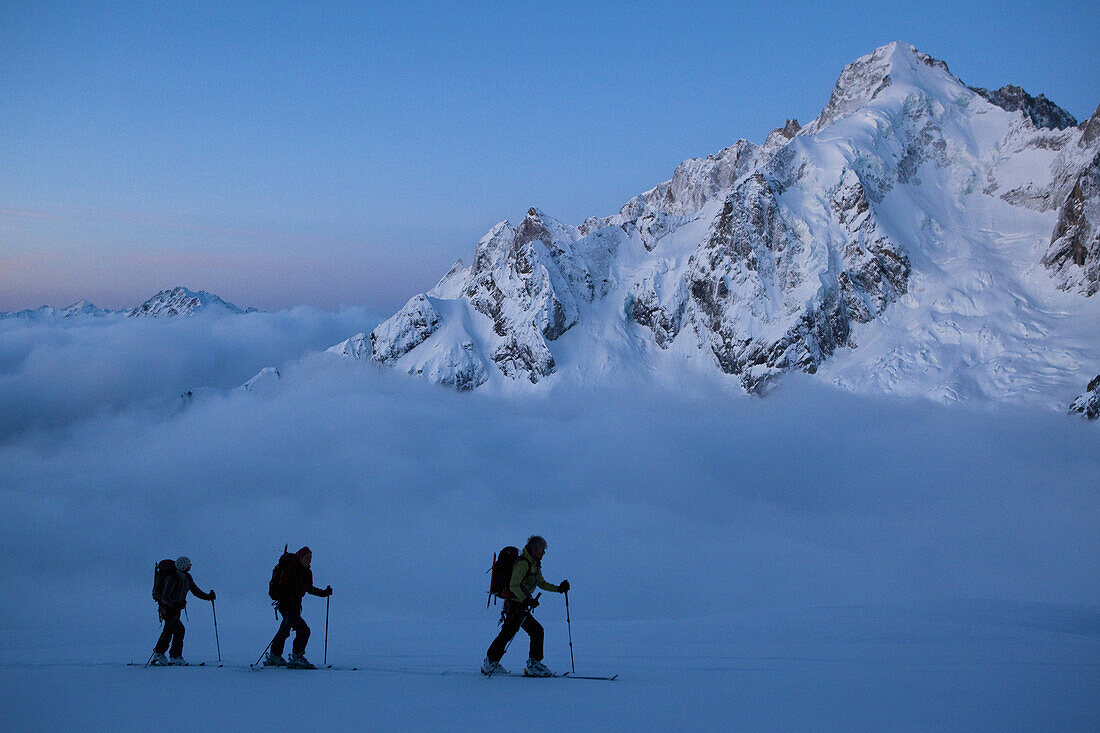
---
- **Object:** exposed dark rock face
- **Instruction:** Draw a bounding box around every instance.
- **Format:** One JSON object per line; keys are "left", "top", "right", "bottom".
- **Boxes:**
{"left": 370, "top": 295, "right": 442, "bottom": 364}
{"left": 969, "top": 85, "right": 1078, "bottom": 130}
{"left": 832, "top": 173, "right": 912, "bottom": 321}
{"left": 1044, "top": 151, "right": 1100, "bottom": 296}
{"left": 629, "top": 169, "right": 910, "bottom": 394}
{"left": 1069, "top": 375, "right": 1100, "bottom": 419}
{"left": 460, "top": 216, "right": 571, "bottom": 382}
{"left": 1081, "top": 104, "right": 1100, "bottom": 147}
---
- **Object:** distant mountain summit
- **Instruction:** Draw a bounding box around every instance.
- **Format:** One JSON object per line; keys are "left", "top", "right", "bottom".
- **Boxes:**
{"left": 337, "top": 41, "right": 1099, "bottom": 410}
{"left": 1, "top": 300, "right": 116, "bottom": 320}
{"left": 3, "top": 289, "right": 254, "bottom": 320}
{"left": 128, "top": 287, "right": 251, "bottom": 317}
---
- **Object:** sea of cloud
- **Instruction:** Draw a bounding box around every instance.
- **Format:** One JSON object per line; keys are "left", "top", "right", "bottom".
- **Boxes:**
{"left": 1, "top": 312, "right": 1097, "bottom": 652}
{"left": 0, "top": 307, "right": 378, "bottom": 441}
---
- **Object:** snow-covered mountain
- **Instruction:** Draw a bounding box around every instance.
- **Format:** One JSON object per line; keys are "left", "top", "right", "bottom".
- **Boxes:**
{"left": 0, "top": 300, "right": 117, "bottom": 320}
{"left": 338, "top": 42, "right": 1100, "bottom": 409}
{"left": 2, "top": 289, "right": 254, "bottom": 320}
{"left": 128, "top": 287, "right": 251, "bottom": 317}
{"left": 241, "top": 366, "right": 281, "bottom": 394}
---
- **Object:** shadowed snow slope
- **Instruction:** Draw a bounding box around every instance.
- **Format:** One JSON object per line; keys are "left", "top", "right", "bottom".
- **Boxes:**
{"left": 346, "top": 42, "right": 1100, "bottom": 411}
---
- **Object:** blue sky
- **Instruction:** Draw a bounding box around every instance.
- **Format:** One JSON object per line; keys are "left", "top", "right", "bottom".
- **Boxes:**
{"left": 2, "top": 0, "right": 1097, "bottom": 312}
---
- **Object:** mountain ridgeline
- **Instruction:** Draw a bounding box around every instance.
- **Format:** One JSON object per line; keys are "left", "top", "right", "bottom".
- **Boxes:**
{"left": 335, "top": 42, "right": 1100, "bottom": 409}
{"left": 2, "top": 287, "right": 252, "bottom": 320}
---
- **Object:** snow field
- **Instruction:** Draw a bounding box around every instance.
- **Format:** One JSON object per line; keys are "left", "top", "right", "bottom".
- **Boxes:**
{"left": 1, "top": 606, "right": 1096, "bottom": 730}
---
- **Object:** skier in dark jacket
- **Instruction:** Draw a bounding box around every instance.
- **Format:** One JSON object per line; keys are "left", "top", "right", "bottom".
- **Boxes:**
{"left": 482, "top": 535, "right": 569, "bottom": 677}
{"left": 151, "top": 556, "right": 214, "bottom": 665}
{"left": 265, "top": 546, "right": 332, "bottom": 669}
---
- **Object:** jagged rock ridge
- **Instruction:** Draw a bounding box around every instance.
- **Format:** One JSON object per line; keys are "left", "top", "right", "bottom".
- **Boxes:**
{"left": 1069, "top": 375, "right": 1100, "bottom": 420}
{"left": 969, "top": 84, "right": 1078, "bottom": 130}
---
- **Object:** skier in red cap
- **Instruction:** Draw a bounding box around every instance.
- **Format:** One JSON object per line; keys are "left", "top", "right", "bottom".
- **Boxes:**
{"left": 265, "top": 546, "right": 332, "bottom": 669}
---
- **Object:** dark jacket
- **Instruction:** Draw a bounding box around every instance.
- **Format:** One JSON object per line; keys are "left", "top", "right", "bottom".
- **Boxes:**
{"left": 273, "top": 557, "right": 326, "bottom": 611}
{"left": 160, "top": 570, "right": 212, "bottom": 610}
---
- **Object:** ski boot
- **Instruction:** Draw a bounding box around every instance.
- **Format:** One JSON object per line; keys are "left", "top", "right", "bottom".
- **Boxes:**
{"left": 264, "top": 652, "right": 288, "bottom": 667}
{"left": 481, "top": 657, "right": 509, "bottom": 675}
{"left": 524, "top": 659, "right": 554, "bottom": 677}
{"left": 287, "top": 652, "right": 316, "bottom": 669}
{"left": 149, "top": 652, "right": 169, "bottom": 666}
{"left": 168, "top": 656, "right": 189, "bottom": 666}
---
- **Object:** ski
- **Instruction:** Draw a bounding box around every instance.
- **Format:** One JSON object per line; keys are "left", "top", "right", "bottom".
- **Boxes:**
{"left": 129, "top": 662, "right": 222, "bottom": 668}
{"left": 249, "top": 663, "right": 358, "bottom": 671}
{"left": 563, "top": 673, "right": 618, "bottom": 681}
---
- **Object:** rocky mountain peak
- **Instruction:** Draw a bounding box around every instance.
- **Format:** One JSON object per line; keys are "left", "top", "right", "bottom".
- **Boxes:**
{"left": 128, "top": 287, "right": 247, "bottom": 317}
{"left": 969, "top": 84, "right": 1078, "bottom": 130}
{"left": 781, "top": 118, "right": 801, "bottom": 138}
{"left": 809, "top": 42, "right": 957, "bottom": 132}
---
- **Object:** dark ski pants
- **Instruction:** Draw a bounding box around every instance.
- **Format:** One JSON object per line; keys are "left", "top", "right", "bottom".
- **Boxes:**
{"left": 271, "top": 605, "right": 310, "bottom": 657}
{"left": 487, "top": 601, "right": 543, "bottom": 662}
{"left": 154, "top": 608, "right": 185, "bottom": 657}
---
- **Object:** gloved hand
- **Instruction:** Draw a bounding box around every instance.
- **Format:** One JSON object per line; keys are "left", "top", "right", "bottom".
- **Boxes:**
{"left": 559, "top": 580, "right": 570, "bottom": 593}
{"left": 323, "top": 586, "right": 333, "bottom": 597}
{"left": 209, "top": 590, "right": 216, "bottom": 601}
{"left": 525, "top": 596, "right": 540, "bottom": 609}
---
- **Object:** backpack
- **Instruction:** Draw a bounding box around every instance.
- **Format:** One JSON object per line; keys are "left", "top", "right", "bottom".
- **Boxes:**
{"left": 488, "top": 546, "right": 520, "bottom": 603}
{"left": 151, "top": 558, "right": 176, "bottom": 604}
{"left": 268, "top": 550, "right": 298, "bottom": 601}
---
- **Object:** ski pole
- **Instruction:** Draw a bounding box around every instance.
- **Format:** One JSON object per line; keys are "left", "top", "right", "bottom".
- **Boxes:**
{"left": 565, "top": 590, "right": 575, "bottom": 674}
{"left": 324, "top": 595, "right": 330, "bottom": 666}
{"left": 253, "top": 634, "right": 277, "bottom": 668}
{"left": 144, "top": 616, "right": 165, "bottom": 668}
{"left": 211, "top": 599, "right": 222, "bottom": 662}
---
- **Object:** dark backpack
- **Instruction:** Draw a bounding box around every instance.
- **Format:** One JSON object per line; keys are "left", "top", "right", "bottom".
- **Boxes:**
{"left": 489, "top": 546, "right": 520, "bottom": 602}
{"left": 152, "top": 558, "right": 176, "bottom": 604}
{"left": 269, "top": 551, "right": 298, "bottom": 601}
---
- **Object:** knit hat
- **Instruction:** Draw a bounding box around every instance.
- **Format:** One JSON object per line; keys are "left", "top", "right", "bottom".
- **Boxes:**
{"left": 175, "top": 556, "right": 191, "bottom": 572}
{"left": 295, "top": 547, "right": 311, "bottom": 559}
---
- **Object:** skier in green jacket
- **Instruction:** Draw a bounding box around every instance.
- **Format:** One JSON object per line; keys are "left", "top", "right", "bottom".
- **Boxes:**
{"left": 482, "top": 535, "right": 569, "bottom": 677}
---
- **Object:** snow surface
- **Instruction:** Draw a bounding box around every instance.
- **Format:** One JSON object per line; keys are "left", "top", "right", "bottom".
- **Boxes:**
{"left": 1, "top": 313, "right": 1098, "bottom": 729}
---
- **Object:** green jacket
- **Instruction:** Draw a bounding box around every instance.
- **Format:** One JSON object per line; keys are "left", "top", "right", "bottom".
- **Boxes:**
{"left": 509, "top": 549, "right": 562, "bottom": 602}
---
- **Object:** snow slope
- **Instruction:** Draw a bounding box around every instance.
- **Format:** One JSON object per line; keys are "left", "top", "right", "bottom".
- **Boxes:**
{"left": 342, "top": 42, "right": 1100, "bottom": 411}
